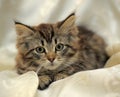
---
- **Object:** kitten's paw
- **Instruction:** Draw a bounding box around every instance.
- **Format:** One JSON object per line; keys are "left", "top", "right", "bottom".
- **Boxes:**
{"left": 38, "top": 75, "right": 52, "bottom": 90}
{"left": 54, "top": 73, "right": 68, "bottom": 81}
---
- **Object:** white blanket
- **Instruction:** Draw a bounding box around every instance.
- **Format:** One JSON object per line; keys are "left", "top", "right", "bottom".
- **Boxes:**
{"left": 0, "top": 0, "right": 120, "bottom": 97}
{"left": 0, "top": 64, "right": 120, "bottom": 97}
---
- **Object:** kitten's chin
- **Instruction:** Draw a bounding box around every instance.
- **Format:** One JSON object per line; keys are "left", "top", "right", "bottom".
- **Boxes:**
{"left": 44, "top": 63, "right": 61, "bottom": 70}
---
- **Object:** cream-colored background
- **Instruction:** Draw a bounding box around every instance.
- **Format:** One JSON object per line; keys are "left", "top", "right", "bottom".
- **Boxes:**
{"left": 0, "top": 0, "right": 120, "bottom": 97}
{"left": 0, "top": 0, "right": 120, "bottom": 67}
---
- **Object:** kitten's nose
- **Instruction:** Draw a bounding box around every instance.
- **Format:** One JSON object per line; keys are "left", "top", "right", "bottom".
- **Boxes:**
{"left": 48, "top": 57, "right": 55, "bottom": 63}
{"left": 47, "top": 52, "right": 56, "bottom": 63}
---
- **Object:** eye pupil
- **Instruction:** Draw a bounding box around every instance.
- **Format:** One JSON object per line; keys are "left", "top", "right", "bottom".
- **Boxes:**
{"left": 56, "top": 43, "right": 64, "bottom": 51}
{"left": 36, "top": 47, "right": 45, "bottom": 53}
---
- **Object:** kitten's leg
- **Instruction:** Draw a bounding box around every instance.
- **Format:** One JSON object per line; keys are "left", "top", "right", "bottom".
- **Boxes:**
{"left": 54, "top": 73, "right": 68, "bottom": 81}
{"left": 54, "top": 65, "right": 80, "bottom": 81}
{"left": 38, "top": 75, "right": 52, "bottom": 90}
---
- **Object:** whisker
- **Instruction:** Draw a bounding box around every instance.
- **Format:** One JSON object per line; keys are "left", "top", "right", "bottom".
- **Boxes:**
{"left": 36, "top": 65, "right": 42, "bottom": 74}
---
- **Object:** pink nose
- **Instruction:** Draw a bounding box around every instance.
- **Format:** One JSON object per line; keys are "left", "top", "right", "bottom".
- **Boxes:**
{"left": 46, "top": 52, "right": 56, "bottom": 63}
{"left": 47, "top": 57, "right": 55, "bottom": 62}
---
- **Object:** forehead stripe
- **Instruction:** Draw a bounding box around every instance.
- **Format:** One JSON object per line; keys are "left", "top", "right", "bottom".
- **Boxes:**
{"left": 51, "top": 25, "right": 54, "bottom": 39}
{"left": 39, "top": 25, "right": 54, "bottom": 43}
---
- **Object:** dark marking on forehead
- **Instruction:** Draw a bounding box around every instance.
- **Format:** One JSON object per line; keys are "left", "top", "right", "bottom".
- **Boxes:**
{"left": 54, "top": 38, "right": 57, "bottom": 44}
{"left": 41, "top": 40, "right": 44, "bottom": 46}
{"left": 37, "top": 24, "right": 54, "bottom": 43}
{"left": 51, "top": 26, "right": 54, "bottom": 39}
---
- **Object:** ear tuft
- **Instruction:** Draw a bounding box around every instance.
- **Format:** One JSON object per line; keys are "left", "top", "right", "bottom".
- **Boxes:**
{"left": 15, "top": 22, "right": 34, "bottom": 36}
{"left": 59, "top": 13, "right": 75, "bottom": 30}
{"left": 57, "top": 13, "right": 76, "bottom": 35}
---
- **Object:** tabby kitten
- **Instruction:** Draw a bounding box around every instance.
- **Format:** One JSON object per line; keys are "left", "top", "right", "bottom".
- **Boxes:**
{"left": 15, "top": 13, "right": 108, "bottom": 90}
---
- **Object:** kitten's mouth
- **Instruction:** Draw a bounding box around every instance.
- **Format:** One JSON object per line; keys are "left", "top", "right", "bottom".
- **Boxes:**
{"left": 50, "top": 63, "right": 54, "bottom": 66}
{"left": 44, "top": 62, "right": 60, "bottom": 70}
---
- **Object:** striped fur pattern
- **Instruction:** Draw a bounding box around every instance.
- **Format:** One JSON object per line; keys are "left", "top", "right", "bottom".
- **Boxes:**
{"left": 15, "top": 13, "right": 108, "bottom": 90}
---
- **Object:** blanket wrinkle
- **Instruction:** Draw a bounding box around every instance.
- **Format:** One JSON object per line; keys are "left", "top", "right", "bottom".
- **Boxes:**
{"left": 0, "top": 0, "right": 120, "bottom": 97}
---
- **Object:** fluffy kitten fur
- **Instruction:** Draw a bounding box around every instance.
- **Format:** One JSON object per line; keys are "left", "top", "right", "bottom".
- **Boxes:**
{"left": 15, "top": 13, "right": 108, "bottom": 90}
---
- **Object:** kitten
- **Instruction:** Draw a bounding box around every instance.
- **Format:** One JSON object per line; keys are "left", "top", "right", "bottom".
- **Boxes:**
{"left": 15, "top": 13, "right": 108, "bottom": 90}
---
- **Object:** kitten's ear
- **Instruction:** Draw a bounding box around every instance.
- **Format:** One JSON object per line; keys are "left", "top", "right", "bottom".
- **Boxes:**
{"left": 58, "top": 13, "right": 76, "bottom": 32}
{"left": 15, "top": 22, "right": 35, "bottom": 36}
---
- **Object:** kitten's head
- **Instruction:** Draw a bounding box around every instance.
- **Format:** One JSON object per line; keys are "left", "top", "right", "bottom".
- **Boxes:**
{"left": 16, "top": 13, "right": 80, "bottom": 71}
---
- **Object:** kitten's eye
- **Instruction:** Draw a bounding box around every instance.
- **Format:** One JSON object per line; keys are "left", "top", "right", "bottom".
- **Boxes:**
{"left": 55, "top": 43, "right": 64, "bottom": 51}
{"left": 35, "top": 47, "right": 45, "bottom": 53}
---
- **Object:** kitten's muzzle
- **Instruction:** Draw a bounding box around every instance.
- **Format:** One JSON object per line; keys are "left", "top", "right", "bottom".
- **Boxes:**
{"left": 46, "top": 52, "right": 56, "bottom": 63}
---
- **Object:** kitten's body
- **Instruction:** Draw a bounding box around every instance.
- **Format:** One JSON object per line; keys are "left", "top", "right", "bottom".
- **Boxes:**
{"left": 15, "top": 14, "right": 108, "bottom": 90}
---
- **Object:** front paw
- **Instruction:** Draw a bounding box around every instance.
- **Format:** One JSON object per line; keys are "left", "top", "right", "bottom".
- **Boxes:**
{"left": 54, "top": 73, "right": 68, "bottom": 81}
{"left": 38, "top": 75, "right": 52, "bottom": 90}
